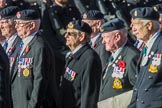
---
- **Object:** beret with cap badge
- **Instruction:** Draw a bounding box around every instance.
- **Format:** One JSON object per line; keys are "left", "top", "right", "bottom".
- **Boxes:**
{"left": 130, "top": 7, "right": 160, "bottom": 20}
{"left": 153, "top": 4, "right": 162, "bottom": 14}
{"left": 82, "top": 10, "right": 104, "bottom": 20}
{"left": 67, "top": 20, "right": 92, "bottom": 34}
{"left": 0, "top": 6, "right": 19, "bottom": 19}
{"left": 100, "top": 18, "right": 125, "bottom": 33}
{"left": 15, "top": 9, "right": 40, "bottom": 20}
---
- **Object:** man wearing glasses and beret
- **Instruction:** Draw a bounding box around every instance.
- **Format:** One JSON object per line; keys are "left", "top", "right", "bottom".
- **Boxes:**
{"left": 0, "top": 6, "right": 21, "bottom": 57}
{"left": 11, "top": 9, "right": 57, "bottom": 108}
{"left": 60, "top": 20, "right": 102, "bottom": 108}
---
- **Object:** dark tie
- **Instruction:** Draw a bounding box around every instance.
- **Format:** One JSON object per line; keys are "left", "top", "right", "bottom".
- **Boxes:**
{"left": 3, "top": 39, "right": 8, "bottom": 51}
{"left": 108, "top": 56, "right": 114, "bottom": 63}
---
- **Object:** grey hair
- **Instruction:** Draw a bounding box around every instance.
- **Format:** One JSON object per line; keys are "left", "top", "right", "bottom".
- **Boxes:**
{"left": 140, "top": 19, "right": 160, "bottom": 30}
{"left": 112, "top": 28, "right": 128, "bottom": 37}
{"left": 33, "top": 19, "right": 41, "bottom": 30}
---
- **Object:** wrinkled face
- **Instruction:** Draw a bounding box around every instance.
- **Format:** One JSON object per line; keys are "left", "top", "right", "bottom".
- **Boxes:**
{"left": 64, "top": 28, "right": 81, "bottom": 51}
{"left": 102, "top": 31, "right": 116, "bottom": 52}
{"left": 0, "top": 0, "right": 6, "bottom": 8}
{"left": 0, "top": 19, "right": 16, "bottom": 37}
{"left": 15, "top": 20, "right": 31, "bottom": 39}
{"left": 131, "top": 19, "right": 149, "bottom": 41}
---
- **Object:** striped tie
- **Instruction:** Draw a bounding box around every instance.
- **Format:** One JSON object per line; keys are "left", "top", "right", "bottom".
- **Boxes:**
{"left": 3, "top": 39, "right": 8, "bottom": 51}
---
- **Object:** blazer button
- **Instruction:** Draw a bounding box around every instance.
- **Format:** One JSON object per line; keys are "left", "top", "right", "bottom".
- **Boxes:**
{"left": 134, "top": 88, "right": 137, "bottom": 92}
{"left": 137, "top": 99, "right": 139, "bottom": 102}
{"left": 144, "top": 88, "right": 148, "bottom": 92}
{"left": 141, "top": 101, "right": 144, "bottom": 104}
{"left": 135, "top": 75, "right": 138, "bottom": 78}
{"left": 148, "top": 76, "right": 153, "bottom": 79}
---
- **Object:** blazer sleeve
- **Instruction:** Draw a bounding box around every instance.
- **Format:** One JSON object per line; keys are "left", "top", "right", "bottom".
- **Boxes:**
{"left": 27, "top": 46, "right": 49, "bottom": 108}
{"left": 81, "top": 57, "right": 102, "bottom": 108}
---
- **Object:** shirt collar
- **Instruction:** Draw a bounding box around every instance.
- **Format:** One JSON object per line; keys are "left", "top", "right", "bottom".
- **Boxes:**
{"left": 22, "top": 32, "right": 37, "bottom": 45}
{"left": 112, "top": 40, "right": 127, "bottom": 61}
{"left": 90, "top": 33, "right": 100, "bottom": 45}
{"left": 145, "top": 29, "right": 161, "bottom": 55}
{"left": 72, "top": 44, "right": 85, "bottom": 54}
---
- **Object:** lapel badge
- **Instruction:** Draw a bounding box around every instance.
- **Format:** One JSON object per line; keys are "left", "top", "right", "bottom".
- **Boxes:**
{"left": 25, "top": 46, "right": 30, "bottom": 53}
{"left": 112, "top": 78, "right": 123, "bottom": 89}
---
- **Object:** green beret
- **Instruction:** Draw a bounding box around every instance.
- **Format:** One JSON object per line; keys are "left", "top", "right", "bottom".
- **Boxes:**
{"left": 0, "top": 6, "right": 19, "bottom": 19}
{"left": 82, "top": 10, "right": 104, "bottom": 20}
{"left": 67, "top": 20, "right": 92, "bottom": 34}
{"left": 100, "top": 18, "right": 125, "bottom": 33}
{"left": 15, "top": 9, "right": 40, "bottom": 20}
{"left": 153, "top": 4, "right": 162, "bottom": 14}
{"left": 130, "top": 7, "right": 159, "bottom": 20}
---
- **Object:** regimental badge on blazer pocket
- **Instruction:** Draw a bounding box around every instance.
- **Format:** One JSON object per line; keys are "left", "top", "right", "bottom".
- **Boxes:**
{"left": 18, "top": 57, "right": 33, "bottom": 78}
{"left": 64, "top": 67, "right": 77, "bottom": 82}
{"left": 148, "top": 54, "right": 161, "bottom": 73}
{"left": 112, "top": 60, "right": 126, "bottom": 89}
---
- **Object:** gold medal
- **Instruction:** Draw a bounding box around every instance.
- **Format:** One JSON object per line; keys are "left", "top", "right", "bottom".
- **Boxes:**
{"left": 112, "top": 78, "right": 122, "bottom": 89}
{"left": 23, "top": 68, "right": 30, "bottom": 77}
{"left": 148, "top": 64, "right": 158, "bottom": 73}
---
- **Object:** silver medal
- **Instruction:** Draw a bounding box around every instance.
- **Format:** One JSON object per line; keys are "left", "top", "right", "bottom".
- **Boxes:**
{"left": 141, "top": 56, "right": 149, "bottom": 66}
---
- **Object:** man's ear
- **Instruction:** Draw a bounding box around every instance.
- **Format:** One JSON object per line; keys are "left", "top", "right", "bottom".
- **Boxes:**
{"left": 114, "top": 32, "right": 121, "bottom": 42}
{"left": 79, "top": 32, "right": 86, "bottom": 41}
{"left": 146, "top": 21, "right": 153, "bottom": 30}
{"left": 29, "top": 22, "right": 35, "bottom": 30}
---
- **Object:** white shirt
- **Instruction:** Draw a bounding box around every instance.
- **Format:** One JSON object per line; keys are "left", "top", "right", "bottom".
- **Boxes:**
{"left": 145, "top": 29, "right": 161, "bottom": 56}
{"left": 6, "top": 33, "right": 18, "bottom": 53}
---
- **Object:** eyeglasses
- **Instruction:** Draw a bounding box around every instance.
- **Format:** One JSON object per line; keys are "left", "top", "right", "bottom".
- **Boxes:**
{"left": 0, "top": 19, "right": 10, "bottom": 25}
{"left": 15, "top": 21, "right": 31, "bottom": 27}
{"left": 66, "top": 32, "right": 77, "bottom": 36}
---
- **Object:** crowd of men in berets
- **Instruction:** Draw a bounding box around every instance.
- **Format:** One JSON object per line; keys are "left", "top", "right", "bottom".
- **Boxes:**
{"left": 0, "top": 0, "right": 162, "bottom": 108}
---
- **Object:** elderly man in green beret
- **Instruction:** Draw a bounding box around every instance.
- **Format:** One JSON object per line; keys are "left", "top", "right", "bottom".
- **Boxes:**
{"left": 129, "top": 7, "right": 162, "bottom": 108}
{"left": 98, "top": 18, "right": 140, "bottom": 108}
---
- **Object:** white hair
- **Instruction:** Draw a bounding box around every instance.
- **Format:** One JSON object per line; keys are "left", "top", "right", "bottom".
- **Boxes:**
{"left": 140, "top": 19, "right": 160, "bottom": 30}
{"left": 112, "top": 28, "right": 128, "bottom": 37}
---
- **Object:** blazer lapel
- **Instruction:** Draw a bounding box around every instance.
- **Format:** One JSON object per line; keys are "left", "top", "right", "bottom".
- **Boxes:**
{"left": 11, "top": 34, "right": 39, "bottom": 82}
{"left": 101, "top": 43, "right": 128, "bottom": 91}
{"left": 136, "top": 34, "right": 162, "bottom": 88}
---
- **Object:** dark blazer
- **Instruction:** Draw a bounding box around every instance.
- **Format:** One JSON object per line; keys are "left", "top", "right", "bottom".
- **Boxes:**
{"left": 7, "top": 35, "right": 21, "bottom": 58}
{"left": 99, "top": 42, "right": 140, "bottom": 101}
{"left": 128, "top": 33, "right": 162, "bottom": 108}
{"left": 61, "top": 43, "right": 102, "bottom": 108}
{"left": 10, "top": 32, "right": 57, "bottom": 108}
{"left": 92, "top": 35, "right": 111, "bottom": 70}
{"left": 0, "top": 45, "right": 11, "bottom": 108}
